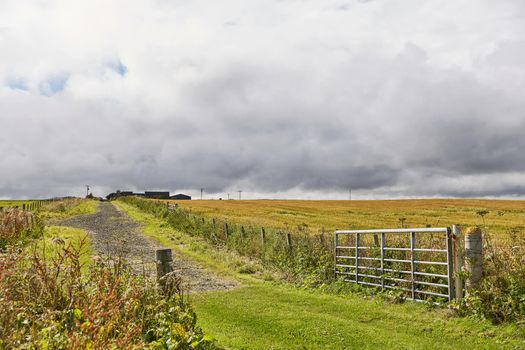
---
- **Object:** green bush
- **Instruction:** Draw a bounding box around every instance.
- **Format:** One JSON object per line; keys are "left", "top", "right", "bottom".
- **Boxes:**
{"left": 0, "top": 242, "right": 219, "bottom": 349}
{"left": 455, "top": 229, "right": 525, "bottom": 324}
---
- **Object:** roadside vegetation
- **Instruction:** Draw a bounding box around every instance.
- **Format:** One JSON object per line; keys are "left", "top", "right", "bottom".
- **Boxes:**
{"left": 38, "top": 226, "right": 93, "bottom": 272}
{"left": 0, "top": 206, "right": 44, "bottom": 249}
{"left": 459, "top": 231, "right": 525, "bottom": 324}
{"left": 38, "top": 198, "right": 99, "bottom": 221}
{"left": 0, "top": 198, "right": 219, "bottom": 350}
{"left": 116, "top": 197, "right": 525, "bottom": 349}
{"left": 120, "top": 197, "right": 332, "bottom": 286}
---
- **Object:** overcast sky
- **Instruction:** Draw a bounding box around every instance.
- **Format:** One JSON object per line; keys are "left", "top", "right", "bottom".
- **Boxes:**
{"left": 1, "top": 0, "right": 525, "bottom": 199}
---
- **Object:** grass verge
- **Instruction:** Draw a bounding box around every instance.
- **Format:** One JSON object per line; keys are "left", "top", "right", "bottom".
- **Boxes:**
{"left": 114, "top": 201, "right": 259, "bottom": 282}
{"left": 36, "top": 225, "right": 93, "bottom": 273}
{"left": 192, "top": 283, "right": 524, "bottom": 350}
{"left": 39, "top": 198, "right": 99, "bottom": 221}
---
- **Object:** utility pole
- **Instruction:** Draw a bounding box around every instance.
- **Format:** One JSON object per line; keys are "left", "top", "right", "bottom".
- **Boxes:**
{"left": 200, "top": 188, "right": 204, "bottom": 200}
{"left": 238, "top": 190, "right": 242, "bottom": 200}
{"left": 227, "top": 193, "right": 230, "bottom": 200}
{"left": 349, "top": 187, "right": 352, "bottom": 200}
{"left": 86, "top": 185, "right": 90, "bottom": 197}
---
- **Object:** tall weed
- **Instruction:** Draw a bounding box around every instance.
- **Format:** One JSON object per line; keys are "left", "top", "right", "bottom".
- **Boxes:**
{"left": 0, "top": 241, "right": 218, "bottom": 349}
{"left": 0, "top": 207, "right": 43, "bottom": 249}
{"left": 458, "top": 228, "right": 525, "bottom": 323}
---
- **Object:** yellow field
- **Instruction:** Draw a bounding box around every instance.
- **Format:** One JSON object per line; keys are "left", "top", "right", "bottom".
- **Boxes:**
{"left": 170, "top": 199, "right": 525, "bottom": 235}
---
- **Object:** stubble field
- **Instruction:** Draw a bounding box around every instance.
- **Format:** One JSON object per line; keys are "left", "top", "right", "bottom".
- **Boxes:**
{"left": 169, "top": 199, "right": 525, "bottom": 236}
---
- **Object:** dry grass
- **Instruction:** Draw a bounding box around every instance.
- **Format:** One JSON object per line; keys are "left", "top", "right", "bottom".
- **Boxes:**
{"left": 0, "top": 242, "right": 218, "bottom": 349}
{"left": 0, "top": 207, "right": 43, "bottom": 248}
{"left": 169, "top": 199, "right": 525, "bottom": 235}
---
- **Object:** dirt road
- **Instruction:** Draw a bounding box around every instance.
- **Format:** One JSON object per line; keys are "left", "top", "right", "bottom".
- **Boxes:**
{"left": 58, "top": 202, "right": 235, "bottom": 292}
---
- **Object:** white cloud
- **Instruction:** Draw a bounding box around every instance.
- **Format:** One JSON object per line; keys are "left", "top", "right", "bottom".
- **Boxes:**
{"left": 1, "top": 0, "right": 525, "bottom": 199}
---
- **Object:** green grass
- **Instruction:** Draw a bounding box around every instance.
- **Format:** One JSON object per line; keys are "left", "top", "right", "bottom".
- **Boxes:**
{"left": 36, "top": 226, "right": 93, "bottom": 273}
{"left": 115, "top": 200, "right": 525, "bottom": 349}
{"left": 192, "top": 284, "right": 524, "bottom": 350}
{"left": 114, "top": 201, "right": 256, "bottom": 281}
{"left": 39, "top": 198, "right": 99, "bottom": 221}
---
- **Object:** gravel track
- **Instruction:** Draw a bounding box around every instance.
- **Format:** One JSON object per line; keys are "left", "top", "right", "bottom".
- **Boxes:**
{"left": 57, "top": 202, "right": 235, "bottom": 292}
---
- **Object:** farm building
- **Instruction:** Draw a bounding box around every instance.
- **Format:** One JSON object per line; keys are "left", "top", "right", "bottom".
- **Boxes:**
{"left": 170, "top": 193, "right": 191, "bottom": 200}
{"left": 106, "top": 190, "right": 173, "bottom": 200}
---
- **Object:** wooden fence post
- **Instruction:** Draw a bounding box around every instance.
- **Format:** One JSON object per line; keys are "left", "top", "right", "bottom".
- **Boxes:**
{"left": 286, "top": 233, "right": 292, "bottom": 251}
{"left": 224, "top": 223, "right": 229, "bottom": 239}
{"left": 464, "top": 227, "right": 483, "bottom": 290}
{"left": 241, "top": 226, "right": 245, "bottom": 240}
{"left": 261, "top": 227, "right": 266, "bottom": 246}
{"left": 156, "top": 249, "right": 173, "bottom": 284}
{"left": 452, "top": 225, "right": 463, "bottom": 300}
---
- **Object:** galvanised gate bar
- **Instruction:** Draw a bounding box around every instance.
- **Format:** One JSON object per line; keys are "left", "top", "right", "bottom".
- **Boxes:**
{"left": 334, "top": 227, "right": 455, "bottom": 302}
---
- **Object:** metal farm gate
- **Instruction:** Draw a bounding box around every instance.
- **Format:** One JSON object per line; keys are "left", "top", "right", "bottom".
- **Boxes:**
{"left": 334, "top": 228, "right": 455, "bottom": 302}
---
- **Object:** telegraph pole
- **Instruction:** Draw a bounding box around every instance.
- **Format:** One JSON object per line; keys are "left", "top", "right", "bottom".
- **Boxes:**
{"left": 349, "top": 187, "right": 352, "bottom": 200}
{"left": 200, "top": 188, "right": 204, "bottom": 200}
{"left": 86, "top": 185, "right": 90, "bottom": 197}
{"left": 227, "top": 193, "right": 230, "bottom": 200}
{"left": 238, "top": 190, "right": 242, "bottom": 200}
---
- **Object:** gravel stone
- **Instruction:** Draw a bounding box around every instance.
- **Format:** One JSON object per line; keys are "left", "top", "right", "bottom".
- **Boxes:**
{"left": 57, "top": 202, "right": 236, "bottom": 292}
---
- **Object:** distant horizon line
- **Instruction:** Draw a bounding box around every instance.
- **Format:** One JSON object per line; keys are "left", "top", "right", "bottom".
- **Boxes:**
{"left": 1, "top": 195, "right": 524, "bottom": 202}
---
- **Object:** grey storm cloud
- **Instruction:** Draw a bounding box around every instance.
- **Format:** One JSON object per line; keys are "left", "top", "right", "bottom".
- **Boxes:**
{"left": 1, "top": 0, "right": 525, "bottom": 199}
